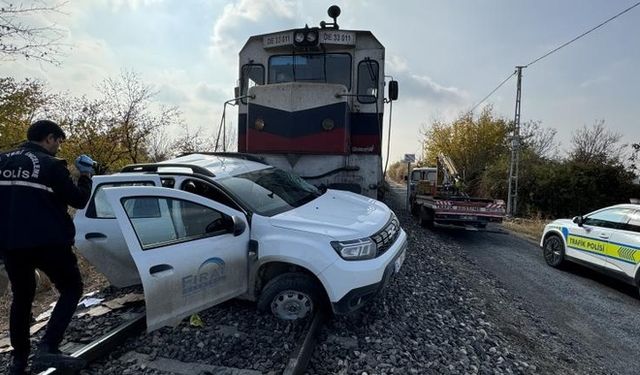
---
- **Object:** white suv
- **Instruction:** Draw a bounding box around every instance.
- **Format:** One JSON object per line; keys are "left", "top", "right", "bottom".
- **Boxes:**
{"left": 74, "top": 153, "right": 407, "bottom": 331}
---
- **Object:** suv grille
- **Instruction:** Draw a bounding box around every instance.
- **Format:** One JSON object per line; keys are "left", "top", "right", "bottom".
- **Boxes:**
{"left": 372, "top": 215, "right": 400, "bottom": 257}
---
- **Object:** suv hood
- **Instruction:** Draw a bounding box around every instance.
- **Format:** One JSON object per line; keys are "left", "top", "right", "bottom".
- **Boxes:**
{"left": 269, "top": 190, "right": 391, "bottom": 239}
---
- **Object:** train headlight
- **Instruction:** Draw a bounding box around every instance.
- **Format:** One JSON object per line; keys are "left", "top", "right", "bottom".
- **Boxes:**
{"left": 322, "top": 118, "right": 335, "bottom": 131}
{"left": 293, "top": 27, "right": 320, "bottom": 47}
{"left": 306, "top": 31, "right": 318, "bottom": 43}
{"left": 255, "top": 118, "right": 265, "bottom": 131}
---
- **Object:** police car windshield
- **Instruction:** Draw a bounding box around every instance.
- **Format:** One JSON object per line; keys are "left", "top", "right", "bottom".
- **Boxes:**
{"left": 217, "top": 167, "right": 321, "bottom": 216}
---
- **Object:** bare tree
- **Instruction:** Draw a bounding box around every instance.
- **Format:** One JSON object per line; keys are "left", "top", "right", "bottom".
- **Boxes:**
{"left": 0, "top": 0, "right": 67, "bottom": 65}
{"left": 171, "top": 124, "right": 216, "bottom": 156}
{"left": 630, "top": 142, "right": 640, "bottom": 174}
{"left": 570, "top": 120, "right": 625, "bottom": 164}
{"left": 215, "top": 120, "right": 237, "bottom": 152}
{"left": 48, "top": 71, "right": 182, "bottom": 171}
{"left": 99, "top": 70, "right": 181, "bottom": 164}
{"left": 147, "top": 126, "right": 175, "bottom": 162}
{"left": 520, "top": 120, "right": 558, "bottom": 159}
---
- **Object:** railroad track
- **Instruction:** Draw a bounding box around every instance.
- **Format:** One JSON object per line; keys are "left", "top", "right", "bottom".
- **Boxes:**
{"left": 37, "top": 309, "right": 327, "bottom": 375}
{"left": 38, "top": 312, "right": 146, "bottom": 375}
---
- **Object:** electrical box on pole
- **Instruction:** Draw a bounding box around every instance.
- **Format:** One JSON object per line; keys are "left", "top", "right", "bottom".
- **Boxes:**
{"left": 507, "top": 66, "right": 524, "bottom": 217}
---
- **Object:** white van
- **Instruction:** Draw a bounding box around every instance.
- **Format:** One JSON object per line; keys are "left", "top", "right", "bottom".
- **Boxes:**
{"left": 74, "top": 153, "right": 407, "bottom": 331}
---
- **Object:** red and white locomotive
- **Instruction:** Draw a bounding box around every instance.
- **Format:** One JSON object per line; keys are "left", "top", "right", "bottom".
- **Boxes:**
{"left": 235, "top": 6, "right": 398, "bottom": 199}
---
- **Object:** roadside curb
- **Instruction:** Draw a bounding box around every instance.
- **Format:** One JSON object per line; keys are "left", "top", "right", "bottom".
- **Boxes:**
{"left": 499, "top": 225, "right": 541, "bottom": 247}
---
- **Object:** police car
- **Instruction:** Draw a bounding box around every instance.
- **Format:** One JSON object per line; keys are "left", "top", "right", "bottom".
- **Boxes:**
{"left": 540, "top": 204, "right": 640, "bottom": 290}
{"left": 73, "top": 153, "right": 407, "bottom": 331}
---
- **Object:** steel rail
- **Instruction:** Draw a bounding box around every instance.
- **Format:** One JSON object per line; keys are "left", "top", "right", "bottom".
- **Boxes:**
{"left": 34, "top": 308, "right": 325, "bottom": 374}
{"left": 38, "top": 312, "right": 146, "bottom": 374}
{"left": 283, "top": 310, "right": 327, "bottom": 375}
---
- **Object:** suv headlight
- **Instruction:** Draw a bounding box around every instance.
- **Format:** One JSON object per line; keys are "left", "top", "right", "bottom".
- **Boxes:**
{"left": 331, "top": 238, "right": 377, "bottom": 260}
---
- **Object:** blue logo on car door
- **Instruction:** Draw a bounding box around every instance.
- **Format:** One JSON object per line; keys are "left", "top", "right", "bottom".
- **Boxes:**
{"left": 182, "top": 257, "right": 226, "bottom": 296}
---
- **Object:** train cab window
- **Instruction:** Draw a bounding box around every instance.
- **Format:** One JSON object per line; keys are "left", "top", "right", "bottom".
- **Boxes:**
{"left": 357, "top": 59, "right": 379, "bottom": 103}
{"left": 268, "top": 53, "right": 351, "bottom": 90}
{"left": 240, "top": 64, "right": 264, "bottom": 104}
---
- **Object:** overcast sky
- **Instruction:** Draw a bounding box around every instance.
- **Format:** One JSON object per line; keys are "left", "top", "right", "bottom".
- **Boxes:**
{"left": 2, "top": 0, "right": 639, "bottom": 164}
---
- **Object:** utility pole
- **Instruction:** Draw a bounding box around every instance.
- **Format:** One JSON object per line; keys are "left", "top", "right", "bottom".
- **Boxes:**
{"left": 507, "top": 66, "right": 524, "bottom": 217}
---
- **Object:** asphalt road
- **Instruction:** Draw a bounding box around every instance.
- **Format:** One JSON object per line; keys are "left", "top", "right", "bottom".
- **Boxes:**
{"left": 430, "top": 217, "right": 639, "bottom": 374}
{"left": 390, "top": 184, "right": 639, "bottom": 374}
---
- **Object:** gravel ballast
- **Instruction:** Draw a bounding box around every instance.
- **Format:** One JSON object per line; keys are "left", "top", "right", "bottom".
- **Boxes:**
{"left": 307, "top": 188, "right": 609, "bottom": 375}
{"left": 80, "top": 298, "right": 309, "bottom": 374}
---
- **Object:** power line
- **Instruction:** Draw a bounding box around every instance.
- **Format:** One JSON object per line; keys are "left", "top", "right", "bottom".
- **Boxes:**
{"left": 525, "top": 1, "right": 640, "bottom": 67}
{"left": 469, "top": 71, "right": 516, "bottom": 114}
{"left": 469, "top": 2, "right": 640, "bottom": 114}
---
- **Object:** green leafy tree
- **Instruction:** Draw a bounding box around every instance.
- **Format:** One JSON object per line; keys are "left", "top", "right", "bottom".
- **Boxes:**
{"left": 386, "top": 160, "right": 409, "bottom": 183}
{"left": 0, "top": 77, "right": 49, "bottom": 150}
{"left": 421, "top": 106, "right": 510, "bottom": 195}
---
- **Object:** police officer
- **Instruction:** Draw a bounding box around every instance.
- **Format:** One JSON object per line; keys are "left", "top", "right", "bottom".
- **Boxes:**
{"left": 0, "top": 120, "right": 95, "bottom": 374}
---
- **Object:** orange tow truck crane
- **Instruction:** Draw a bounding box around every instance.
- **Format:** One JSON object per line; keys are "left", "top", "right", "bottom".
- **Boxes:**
{"left": 409, "top": 154, "right": 505, "bottom": 229}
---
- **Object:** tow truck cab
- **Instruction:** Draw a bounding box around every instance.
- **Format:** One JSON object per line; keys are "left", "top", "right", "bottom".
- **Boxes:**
{"left": 74, "top": 153, "right": 407, "bottom": 331}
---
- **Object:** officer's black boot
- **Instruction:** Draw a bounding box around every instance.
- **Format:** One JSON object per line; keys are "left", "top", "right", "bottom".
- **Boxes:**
{"left": 32, "top": 344, "right": 86, "bottom": 372}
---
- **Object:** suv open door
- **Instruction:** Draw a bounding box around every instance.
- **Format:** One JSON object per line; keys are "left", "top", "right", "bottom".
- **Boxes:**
{"left": 104, "top": 186, "right": 250, "bottom": 331}
{"left": 75, "top": 174, "right": 162, "bottom": 287}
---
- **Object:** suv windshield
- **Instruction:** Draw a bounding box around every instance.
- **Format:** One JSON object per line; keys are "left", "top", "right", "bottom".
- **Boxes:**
{"left": 217, "top": 167, "right": 321, "bottom": 216}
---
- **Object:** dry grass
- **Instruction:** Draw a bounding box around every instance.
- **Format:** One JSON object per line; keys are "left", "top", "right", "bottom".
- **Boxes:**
{"left": 0, "top": 250, "right": 109, "bottom": 334}
{"left": 502, "top": 217, "right": 550, "bottom": 243}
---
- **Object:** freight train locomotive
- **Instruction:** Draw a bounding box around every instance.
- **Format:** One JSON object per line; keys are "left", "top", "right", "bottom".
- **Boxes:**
{"left": 235, "top": 5, "right": 398, "bottom": 199}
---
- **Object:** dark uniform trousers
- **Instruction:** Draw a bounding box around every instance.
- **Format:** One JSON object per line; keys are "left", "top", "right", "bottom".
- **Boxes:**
{"left": 3, "top": 246, "right": 83, "bottom": 361}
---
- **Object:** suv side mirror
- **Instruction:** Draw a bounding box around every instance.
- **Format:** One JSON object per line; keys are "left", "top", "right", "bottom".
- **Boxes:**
{"left": 388, "top": 80, "right": 399, "bottom": 101}
{"left": 572, "top": 216, "right": 584, "bottom": 226}
{"left": 232, "top": 215, "right": 246, "bottom": 236}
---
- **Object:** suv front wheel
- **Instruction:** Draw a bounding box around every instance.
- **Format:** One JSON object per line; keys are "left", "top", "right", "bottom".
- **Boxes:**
{"left": 257, "top": 273, "right": 323, "bottom": 320}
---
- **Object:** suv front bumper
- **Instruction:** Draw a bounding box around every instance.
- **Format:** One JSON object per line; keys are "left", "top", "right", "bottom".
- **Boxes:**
{"left": 330, "top": 235, "right": 408, "bottom": 315}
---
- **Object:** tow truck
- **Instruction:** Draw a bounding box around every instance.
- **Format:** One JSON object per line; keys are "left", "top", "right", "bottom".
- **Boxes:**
{"left": 409, "top": 154, "right": 505, "bottom": 228}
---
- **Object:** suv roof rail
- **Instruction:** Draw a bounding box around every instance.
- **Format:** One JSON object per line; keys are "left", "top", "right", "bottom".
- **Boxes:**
{"left": 179, "top": 152, "right": 268, "bottom": 164}
{"left": 121, "top": 163, "right": 215, "bottom": 177}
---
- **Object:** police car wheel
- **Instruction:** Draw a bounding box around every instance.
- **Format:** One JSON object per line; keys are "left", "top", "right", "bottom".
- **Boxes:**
{"left": 257, "top": 273, "right": 323, "bottom": 321}
{"left": 543, "top": 235, "right": 565, "bottom": 268}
